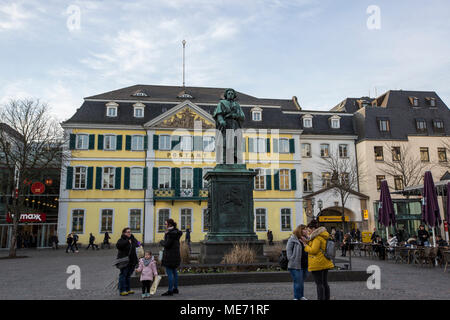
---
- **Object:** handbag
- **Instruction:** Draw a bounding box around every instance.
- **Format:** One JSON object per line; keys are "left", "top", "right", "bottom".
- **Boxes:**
{"left": 113, "top": 241, "right": 133, "bottom": 269}
{"left": 150, "top": 275, "right": 162, "bottom": 295}
{"left": 137, "top": 246, "right": 145, "bottom": 259}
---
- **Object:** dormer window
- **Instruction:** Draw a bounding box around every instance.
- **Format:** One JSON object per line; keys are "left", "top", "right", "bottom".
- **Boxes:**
{"left": 251, "top": 107, "right": 262, "bottom": 121}
{"left": 302, "top": 115, "right": 313, "bottom": 128}
{"left": 132, "top": 90, "right": 148, "bottom": 97}
{"left": 133, "top": 103, "right": 145, "bottom": 118}
{"left": 433, "top": 119, "right": 444, "bottom": 133}
{"left": 106, "top": 102, "right": 118, "bottom": 117}
{"left": 409, "top": 96, "right": 419, "bottom": 107}
{"left": 415, "top": 119, "right": 427, "bottom": 133}
{"left": 426, "top": 97, "right": 436, "bottom": 107}
{"left": 330, "top": 115, "right": 341, "bottom": 129}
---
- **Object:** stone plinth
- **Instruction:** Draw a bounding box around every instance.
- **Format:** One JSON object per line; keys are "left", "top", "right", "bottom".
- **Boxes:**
{"left": 199, "top": 240, "right": 267, "bottom": 264}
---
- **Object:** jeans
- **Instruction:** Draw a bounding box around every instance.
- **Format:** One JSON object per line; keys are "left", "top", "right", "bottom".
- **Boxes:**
{"left": 312, "top": 269, "right": 330, "bottom": 300}
{"left": 165, "top": 267, "right": 178, "bottom": 292}
{"left": 288, "top": 268, "right": 308, "bottom": 299}
{"left": 118, "top": 265, "right": 135, "bottom": 293}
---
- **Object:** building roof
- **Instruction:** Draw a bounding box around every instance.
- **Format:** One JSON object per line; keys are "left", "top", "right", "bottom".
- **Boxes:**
{"left": 0, "top": 123, "right": 23, "bottom": 141}
{"left": 298, "top": 112, "right": 356, "bottom": 136}
{"left": 333, "top": 90, "right": 450, "bottom": 141}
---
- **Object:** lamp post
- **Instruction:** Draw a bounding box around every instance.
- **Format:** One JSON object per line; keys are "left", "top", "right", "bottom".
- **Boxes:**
{"left": 317, "top": 199, "right": 323, "bottom": 221}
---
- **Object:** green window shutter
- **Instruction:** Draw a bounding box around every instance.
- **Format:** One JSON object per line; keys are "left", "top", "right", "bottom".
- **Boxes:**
{"left": 153, "top": 135, "right": 159, "bottom": 150}
{"left": 88, "top": 135, "right": 95, "bottom": 150}
{"left": 95, "top": 167, "right": 102, "bottom": 190}
{"left": 125, "top": 135, "right": 132, "bottom": 150}
{"left": 97, "top": 135, "right": 104, "bottom": 150}
{"left": 266, "top": 138, "right": 271, "bottom": 153}
{"left": 87, "top": 167, "right": 94, "bottom": 189}
{"left": 66, "top": 167, "right": 73, "bottom": 189}
{"left": 115, "top": 167, "right": 121, "bottom": 189}
{"left": 274, "top": 170, "right": 280, "bottom": 190}
{"left": 124, "top": 167, "right": 130, "bottom": 190}
{"left": 143, "top": 167, "right": 148, "bottom": 189}
{"left": 193, "top": 168, "right": 202, "bottom": 196}
{"left": 171, "top": 136, "right": 180, "bottom": 150}
{"left": 144, "top": 136, "right": 148, "bottom": 150}
{"left": 266, "top": 169, "right": 272, "bottom": 190}
{"left": 116, "top": 135, "right": 123, "bottom": 150}
{"left": 172, "top": 168, "right": 180, "bottom": 196}
{"left": 289, "top": 139, "right": 295, "bottom": 153}
{"left": 248, "top": 138, "right": 254, "bottom": 153}
{"left": 152, "top": 167, "right": 159, "bottom": 189}
{"left": 69, "top": 134, "right": 76, "bottom": 150}
{"left": 273, "top": 139, "right": 279, "bottom": 153}
{"left": 290, "top": 169, "right": 297, "bottom": 190}
{"left": 193, "top": 136, "right": 203, "bottom": 151}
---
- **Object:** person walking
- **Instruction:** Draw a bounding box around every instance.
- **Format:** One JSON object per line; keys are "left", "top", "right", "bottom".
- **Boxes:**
{"left": 185, "top": 228, "right": 191, "bottom": 253}
{"left": 50, "top": 234, "right": 59, "bottom": 250}
{"left": 135, "top": 251, "right": 158, "bottom": 299}
{"left": 286, "top": 224, "right": 309, "bottom": 300}
{"left": 267, "top": 230, "right": 274, "bottom": 246}
{"left": 116, "top": 227, "right": 139, "bottom": 296}
{"left": 103, "top": 232, "right": 111, "bottom": 249}
{"left": 300, "top": 220, "right": 334, "bottom": 300}
{"left": 66, "top": 233, "right": 75, "bottom": 253}
{"left": 72, "top": 233, "right": 79, "bottom": 252}
{"left": 160, "top": 218, "right": 183, "bottom": 296}
{"left": 417, "top": 225, "right": 430, "bottom": 246}
{"left": 86, "top": 233, "right": 99, "bottom": 250}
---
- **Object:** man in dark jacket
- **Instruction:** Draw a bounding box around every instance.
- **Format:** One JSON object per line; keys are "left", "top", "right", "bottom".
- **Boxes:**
{"left": 160, "top": 219, "right": 183, "bottom": 296}
{"left": 417, "top": 225, "right": 430, "bottom": 246}
{"left": 72, "top": 233, "right": 79, "bottom": 252}
{"left": 86, "top": 233, "right": 99, "bottom": 250}
{"left": 116, "top": 228, "right": 139, "bottom": 296}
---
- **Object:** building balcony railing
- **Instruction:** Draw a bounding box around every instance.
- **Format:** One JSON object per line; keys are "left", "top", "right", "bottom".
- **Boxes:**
{"left": 153, "top": 188, "right": 209, "bottom": 204}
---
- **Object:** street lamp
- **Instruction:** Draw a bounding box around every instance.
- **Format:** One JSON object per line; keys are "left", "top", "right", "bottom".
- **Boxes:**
{"left": 317, "top": 199, "right": 323, "bottom": 220}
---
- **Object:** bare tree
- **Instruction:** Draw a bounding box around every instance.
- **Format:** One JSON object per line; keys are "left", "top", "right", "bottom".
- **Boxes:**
{"left": 438, "top": 139, "right": 450, "bottom": 171}
{"left": 0, "top": 99, "right": 67, "bottom": 257}
{"left": 380, "top": 143, "right": 432, "bottom": 190}
{"left": 319, "top": 149, "right": 362, "bottom": 233}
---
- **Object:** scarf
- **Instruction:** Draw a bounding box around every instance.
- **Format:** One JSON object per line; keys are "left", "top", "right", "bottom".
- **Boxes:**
{"left": 143, "top": 256, "right": 153, "bottom": 267}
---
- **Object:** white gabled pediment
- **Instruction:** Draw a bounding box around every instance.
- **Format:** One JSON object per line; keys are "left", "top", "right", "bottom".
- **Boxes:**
{"left": 144, "top": 100, "right": 215, "bottom": 129}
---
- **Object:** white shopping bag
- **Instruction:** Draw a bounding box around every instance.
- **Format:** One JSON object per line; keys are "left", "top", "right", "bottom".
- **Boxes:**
{"left": 150, "top": 275, "right": 162, "bottom": 295}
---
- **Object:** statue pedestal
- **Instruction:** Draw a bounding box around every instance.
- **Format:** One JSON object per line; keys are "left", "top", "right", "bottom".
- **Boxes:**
{"left": 199, "top": 164, "right": 268, "bottom": 264}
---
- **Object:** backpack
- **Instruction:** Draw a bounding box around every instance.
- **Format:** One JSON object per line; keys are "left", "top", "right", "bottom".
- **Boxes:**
{"left": 73, "top": 234, "right": 78, "bottom": 242}
{"left": 321, "top": 239, "right": 336, "bottom": 261}
{"left": 279, "top": 250, "right": 288, "bottom": 270}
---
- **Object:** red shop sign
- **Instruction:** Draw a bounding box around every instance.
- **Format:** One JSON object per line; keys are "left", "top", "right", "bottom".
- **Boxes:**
{"left": 31, "top": 182, "right": 45, "bottom": 195}
{"left": 444, "top": 221, "right": 448, "bottom": 232}
{"left": 6, "top": 213, "right": 47, "bottom": 223}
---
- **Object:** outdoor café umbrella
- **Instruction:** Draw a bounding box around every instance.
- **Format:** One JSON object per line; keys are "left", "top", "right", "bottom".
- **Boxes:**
{"left": 446, "top": 182, "right": 450, "bottom": 241}
{"left": 422, "top": 171, "right": 442, "bottom": 247}
{"left": 378, "top": 180, "right": 396, "bottom": 240}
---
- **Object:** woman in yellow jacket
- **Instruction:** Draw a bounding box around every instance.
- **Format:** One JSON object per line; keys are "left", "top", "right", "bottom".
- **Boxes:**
{"left": 301, "top": 220, "right": 334, "bottom": 300}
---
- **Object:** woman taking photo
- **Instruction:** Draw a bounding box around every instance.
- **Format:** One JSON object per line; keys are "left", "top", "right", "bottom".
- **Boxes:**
{"left": 116, "top": 227, "right": 139, "bottom": 296}
{"left": 160, "top": 218, "right": 183, "bottom": 296}
{"left": 301, "top": 220, "right": 334, "bottom": 300}
{"left": 286, "top": 224, "right": 309, "bottom": 300}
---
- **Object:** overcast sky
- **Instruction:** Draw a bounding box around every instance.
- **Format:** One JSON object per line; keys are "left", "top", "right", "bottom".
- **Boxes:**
{"left": 1, "top": 0, "right": 449, "bottom": 121}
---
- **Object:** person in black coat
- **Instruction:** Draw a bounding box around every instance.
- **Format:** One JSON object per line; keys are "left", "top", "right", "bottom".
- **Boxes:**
{"left": 66, "top": 233, "right": 75, "bottom": 253}
{"left": 417, "top": 225, "right": 430, "bottom": 246}
{"left": 116, "top": 228, "right": 139, "bottom": 296}
{"left": 103, "top": 232, "right": 111, "bottom": 249}
{"left": 160, "top": 218, "right": 183, "bottom": 296}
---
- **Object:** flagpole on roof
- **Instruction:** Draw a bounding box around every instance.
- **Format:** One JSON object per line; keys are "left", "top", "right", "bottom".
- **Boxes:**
{"left": 182, "top": 40, "right": 186, "bottom": 89}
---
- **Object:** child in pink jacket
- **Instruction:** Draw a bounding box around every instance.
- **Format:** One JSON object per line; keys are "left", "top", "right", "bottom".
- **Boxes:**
{"left": 135, "top": 251, "right": 158, "bottom": 298}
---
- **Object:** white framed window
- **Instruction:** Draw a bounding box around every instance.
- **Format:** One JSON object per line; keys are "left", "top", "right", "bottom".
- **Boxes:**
{"left": 203, "top": 167, "right": 213, "bottom": 188}
{"left": 254, "top": 168, "right": 266, "bottom": 190}
{"left": 303, "top": 172, "right": 313, "bottom": 192}
{"left": 339, "top": 144, "right": 348, "bottom": 158}
{"left": 131, "top": 135, "right": 144, "bottom": 151}
{"left": 279, "top": 138, "right": 289, "bottom": 153}
{"left": 134, "top": 106, "right": 144, "bottom": 118}
{"left": 255, "top": 208, "right": 267, "bottom": 232}
{"left": 279, "top": 169, "right": 290, "bottom": 190}
{"left": 129, "top": 209, "right": 142, "bottom": 233}
{"left": 281, "top": 208, "right": 292, "bottom": 231}
{"left": 180, "top": 136, "right": 192, "bottom": 151}
{"left": 71, "top": 209, "right": 85, "bottom": 234}
{"left": 104, "top": 135, "right": 116, "bottom": 151}
{"left": 73, "top": 167, "right": 87, "bottom": 189}
{"left": 158, "top": 209, "right": 170, "bottom": 233}
{"left": 159, "top": 135, "right": 171, "bottom": 150}
{"left": 180, "top": 208, "right": 192, "bottom": 232}
{"left": 158, "top": 168, "right": 171, "bottom": 189}
{"left": 203, "top": 136, "right": 215, "bottom": 152}
{"left": 130, "top": 167, "right": 144, "bottom": 189}
{"left": 102, "top": 167, "right": 115, "bottom": 189}
{"left": 320, "top": 144, "right": 330, "bottom": 157}
{"left": 100, "top": 209, "right": 114, "bottom": 233}
{"left": 256, "top": 138, "right": 266, "bottom": 153}
{"left": 181, "top": 168, "right": 193, "bottom": 189}
{"left": 252, "top": 111, "right": 262, "bottom": 121}
{"left": 76, "top": 134, "right": 89, "bottom": 150}
{"left": 303, "top": 116, "right": 313, "bottom": 128}
{"left": 301, "top": 143, "right": 311, "bottom": 157}
{"left": 331, "top": 118, "right": 340, "bottom": 129}
{"left": 106, "top": 106, "right": 117, "bottom": 117}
